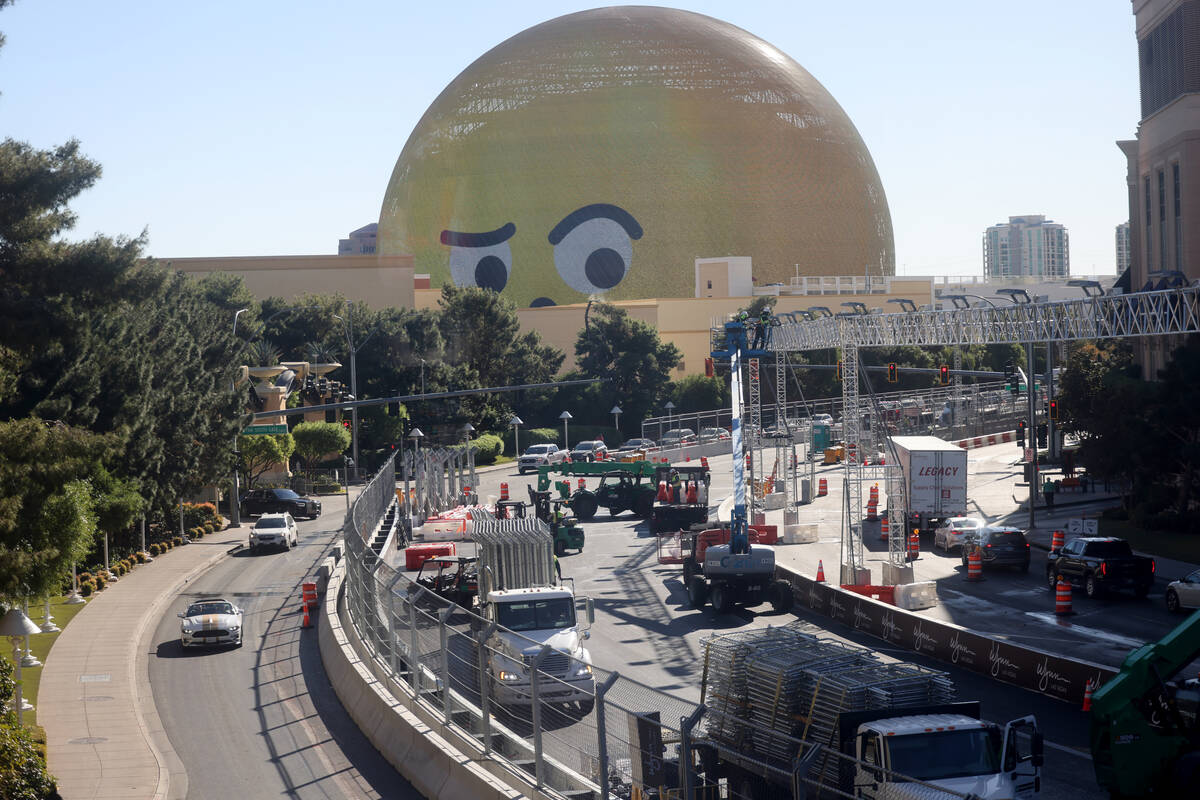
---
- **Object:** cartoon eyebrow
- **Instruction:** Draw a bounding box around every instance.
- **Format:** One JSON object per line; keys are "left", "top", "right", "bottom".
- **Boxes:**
{"left": 547, "top": 204, "right": 643, "bottom": 245}
{"left": 440, "top": 222, "right": 516, "bottom": 248}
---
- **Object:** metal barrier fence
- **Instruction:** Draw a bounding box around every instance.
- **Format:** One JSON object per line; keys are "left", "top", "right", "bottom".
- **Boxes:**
{"left": 340, "top": 458, "right": 978, "bottom": 800}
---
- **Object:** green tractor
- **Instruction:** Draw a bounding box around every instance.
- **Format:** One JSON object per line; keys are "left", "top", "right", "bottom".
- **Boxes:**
{"left": 568, "top": 470, "right": 657, "bottom": 521}
{"left": 499, "top": 487, "right": 586, "bottom": 556}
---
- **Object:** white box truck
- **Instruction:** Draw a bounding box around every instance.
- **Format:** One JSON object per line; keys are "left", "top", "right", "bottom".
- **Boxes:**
{"left": 890, "top": 435, "right": 968, "bottom": 534}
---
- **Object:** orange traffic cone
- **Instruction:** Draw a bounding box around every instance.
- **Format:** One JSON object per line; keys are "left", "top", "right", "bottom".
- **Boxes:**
{"left": 700, "top": 457, "right": 709, "bottom": 470}
{"left": 881, "top": 515, "right": 890, "bottom": 541}
{"left": 1055, "top": 576, "right": 1074, "bottom": 616}
{"left": 966, "top": 547, "right": 984, "bottom": 582}
{"left": 1082, "top": 679, "right": 1095, "bottom": 711}
{"left": 907, "top": 530, "right": 920, "bottom": 561}
{"left": 818, "top": 478, "right": 828, "bottom": 497}
{"left": 1051, "top": 529, "right": 1065, "bottom": 550}
{"left": 816, "top": 560, "right": 826, "bottom": 583}
{"left": 656, "top": 481, "right": 669, "bottom": 502}
{"left": 577, "top": 477, "right": 585, "bottom": 492}
{"left": 499, "top": 482, "right": 509, "bottom": 501}
{"left": 686, "top": 481, "right": 698, "bottom": 504}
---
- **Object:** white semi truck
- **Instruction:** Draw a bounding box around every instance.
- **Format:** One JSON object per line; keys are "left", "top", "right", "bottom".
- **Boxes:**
{"left": 889, "top": 435, "right": 969, "bottom": 534}
{"left": 473, "top": 519, "right": 596, "bottom": 713}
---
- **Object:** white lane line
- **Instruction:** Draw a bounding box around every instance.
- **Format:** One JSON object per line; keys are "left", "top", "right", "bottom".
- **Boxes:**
{"left": 1023, "top": 612, "right": 1147, "bottom": 649}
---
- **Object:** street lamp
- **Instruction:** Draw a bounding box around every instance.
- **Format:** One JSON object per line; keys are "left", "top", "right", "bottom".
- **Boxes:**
{"left": 0, "top": 607, "right": 42, "bottom": 725}
{"left": 998, "top": 288, "right": 1038, "bottom": 530}
{"left": 664, "top": 401, "right": 675, "bottom": 427}
{"left": 408, "top": 427, "right": 424, "bottom": 532}
{"left": 1067, "top": 279, "right": 1105, "bottom": 297}
{"left": 509, "top": 415, "right": 524, "bottom": 457}
{"left": 420, "top": 358, "right": 427, "bottom": 395}
{"left": 886, "top": 298, "right": 918, "bottom": 313}
{"left": 559, "top": 411, "right": 573, "bottom": 450}
{"left": 941, "top": 293, "right": 999, "bottom": 310}
{"left": 462, "top": 422, "right": 475, "bottom": 449}
{"left": 611, "top": 405, "right": 622, "bottom": 434}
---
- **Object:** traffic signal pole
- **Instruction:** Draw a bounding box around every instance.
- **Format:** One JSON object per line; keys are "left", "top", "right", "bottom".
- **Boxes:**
{"left": 1026, "top": 344, "right": 1038, "bottom": 531}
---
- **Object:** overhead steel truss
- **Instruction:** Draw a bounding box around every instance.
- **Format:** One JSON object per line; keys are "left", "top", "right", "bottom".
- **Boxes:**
{"left": 712, "top": 286, "right": 1200, "bottom": 583}
{"left": 766, "top": 286, "right": 1200, "bottom": 351}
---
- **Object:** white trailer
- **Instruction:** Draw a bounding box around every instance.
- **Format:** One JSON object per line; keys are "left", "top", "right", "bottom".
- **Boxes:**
{"left": 890, "top": 435, "right": 968, "bottom": 533}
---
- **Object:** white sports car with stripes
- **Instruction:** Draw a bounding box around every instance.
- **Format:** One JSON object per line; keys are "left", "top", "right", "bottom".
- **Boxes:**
{"left": 178, "top": 598, "right": 243, "bottom": 648}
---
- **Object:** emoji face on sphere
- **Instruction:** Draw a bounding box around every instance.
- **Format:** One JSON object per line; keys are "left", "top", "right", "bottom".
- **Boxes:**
{"left": 378, "top": 6, "right": 894, "bottom": 307}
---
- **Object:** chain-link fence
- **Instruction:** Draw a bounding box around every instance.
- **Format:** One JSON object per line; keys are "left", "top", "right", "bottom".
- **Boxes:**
{"left": 341, "top": 459, "right": 982, "bottom": 800}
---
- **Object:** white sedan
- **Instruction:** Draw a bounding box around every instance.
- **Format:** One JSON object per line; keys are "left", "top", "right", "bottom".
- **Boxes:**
{"left": 1166, "top": 569, "right": 1200, "bottom": 613}
{"left": 249, "top": 512, "right": 298, "bottom": 552}
{"left": 933, "top": 516, "right": 986, "bottom": 553}
{"left": 179, "top": 598, "right": 243, "bottom": 648}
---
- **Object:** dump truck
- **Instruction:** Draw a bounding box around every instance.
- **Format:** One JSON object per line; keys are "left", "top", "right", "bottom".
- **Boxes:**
{"left": 889, "top": 435, "right": 968, "bottom": 534}
{"left": 687, "top": 624, "right": 1043, "bottom": 800}
{"left": 473, "top": 518, "right": 596, "bottom": 713}
{"left": 1090, "top": 609, "right": 1200, "bottom": 797}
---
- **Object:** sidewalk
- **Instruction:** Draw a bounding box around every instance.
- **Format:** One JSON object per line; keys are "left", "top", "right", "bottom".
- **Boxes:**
{"left": 39, "top": 524, "right": 249, "bottom": 800}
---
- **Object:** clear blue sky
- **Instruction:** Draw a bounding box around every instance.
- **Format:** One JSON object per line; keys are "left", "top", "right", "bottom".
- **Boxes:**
{"left": 3, "top": 1, "right": 1138, "bottom": 276}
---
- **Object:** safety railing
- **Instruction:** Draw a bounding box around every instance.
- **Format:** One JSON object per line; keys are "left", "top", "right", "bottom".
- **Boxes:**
{"left": 340, "top": 460, "right": 979, "bottom": 800}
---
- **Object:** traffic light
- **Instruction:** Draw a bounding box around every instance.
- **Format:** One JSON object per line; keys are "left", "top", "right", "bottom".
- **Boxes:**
{"left": 1016, "top": 420, "right": 1026, "bottom": 446}
{"left": 939, "top": 364, "right": 949, "bottom": 385}
{"left": 836, "top": 360, "right": 842, "bottom": 381}
{"left": 887, "top": 362, "right": 898, "bottom": 383}
{"left": 342, "top": 419, "right": 352, "bottom": 433}
{"left": 1048, "top": 400, "right": 1059, "bottom": 420}
{"left": 325, "top": 408, "right": 337, "bottom": 423}
{"left": 705, "top": 357, "right": 714, "bottom": 378}
{"left": 1036, "top": 424, "right": 1047, "bottom": 448}
{"left": 388, "top": 398, "right": 400, "bottom": 416}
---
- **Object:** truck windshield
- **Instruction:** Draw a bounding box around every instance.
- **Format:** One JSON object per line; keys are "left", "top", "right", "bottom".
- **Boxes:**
{"left": 887, "top": 728, "right": 1001, "bottom": 781}
{"left": 495, "top": 598, "right": 576, "bottom": 631}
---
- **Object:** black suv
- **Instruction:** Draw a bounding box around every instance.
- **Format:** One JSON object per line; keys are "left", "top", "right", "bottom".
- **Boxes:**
{"left": 240, "top": 488, "right": 321, "bottom": 519}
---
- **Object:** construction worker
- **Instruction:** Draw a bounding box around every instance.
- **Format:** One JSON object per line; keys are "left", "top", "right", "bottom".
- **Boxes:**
{"left": 669, "top": 470, "right": 682, "bottom": 504}
{"left": 751, "top": 305, "right": 773, "bottom": 350}
{"left": 554, "top": 554, "right": 562, "bottom": 582}
{"left": 1042, "top": 477, "right": 1056, "bottom": 508}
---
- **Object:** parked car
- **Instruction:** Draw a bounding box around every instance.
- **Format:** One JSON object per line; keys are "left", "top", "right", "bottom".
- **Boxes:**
{"left": 517, "top": 443, "right": 567, "bottom": 474}
{"left": 248, "top": 513, "right": 298, "bottom": 552}
{"left": 1165, "top": 568, "right": 1200, "bottom": 613}
{"left": 811, "top": 413, "right": 834, "bottom": 426}
{"left": 179, "top": 598, "right": 243, "bottom": 648}
{"left": 569, "top": 440, "right": 609, "bottom": 462}
{"left": 961, "top": 526, "right": 1030, "bottom": 572}
{"left": 618, "top": 437, "right": 656, "bottom": 452}
{"left": 660, "top": 428, "right": 697, "bottom": 448}
{"left": 1045, "top": 536, "right": 1155, "bottom": 598}
{"left": 699, "top": 427, "right": 731, "bottom": 443}
{"left": 933, "top": 516, "right": 986, "bottom": 553}
{"left": 240, "top": 488, "right": 321, "bottom": 519}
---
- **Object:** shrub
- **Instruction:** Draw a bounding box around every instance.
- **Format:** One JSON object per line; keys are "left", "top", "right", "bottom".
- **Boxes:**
{"left": 77, "top": 571, "right": 92, "bottom": 586}
{"left": 313, "top": 478, "right": 342, "bottom": 494}
{"left": 80, "top": 580, "right": 96, "bottom": 597}
{"left": 172, "top": 536, "right": 183, "bottom": 547}
{"left": 94, "top": 573, "right": 108, "bottom": 590}
{"left": 115, "top": 562, "right": 128, "bottom": 576}
{"left": 134, "top": 551, "right": 146, "bottom": 564}
{"left": 181, "top": 501, "right": 223, "bottom": 531}
{"left": 524, "top": 427, "right": 562, "bottom": 447}
{"left": 468, "top": 433, "right": 505, "bottom": 465}
{"left": 204, "top": 522, "right": 216, "bottom": 535}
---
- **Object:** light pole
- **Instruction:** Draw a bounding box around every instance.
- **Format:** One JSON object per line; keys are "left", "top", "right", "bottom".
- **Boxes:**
{"left": 230, "top": 307, "right": 249, "bottom": 526}
{"left": 559, "top": 411, "right": 573, "bottom": 450}
{"left": 0, "top": 608, "right": 41, "bottom": 725}
{"left": 997, "top": 288, "right": 1038, "bottom": 531}
{"left": 420, "top": 358, "right": 427, "bottom": 395}
{"left": 611, "top": 405, "right": 622, "bottom": 435}
{"left": 510, "top": 415, "right": 524, "bottom": 457}
{"left": 664, "top": 401, "right": 675, "bottom": 430}
{"left": 408, "top": 427, "right": 424, "bottom": 532}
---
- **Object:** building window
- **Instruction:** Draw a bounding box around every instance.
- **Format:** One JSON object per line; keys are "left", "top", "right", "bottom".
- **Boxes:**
{"left": 1173, "top": 163, "right": 1182, "bottom": 271}
{"left": 707, "top": 280, "right": 712, "bottom": 289}
{"left": 1145, "top": 175, "right": 1153, "bottom": 270}
{"left": 1158, "top": 169, "right": 1167, "bottom": 270}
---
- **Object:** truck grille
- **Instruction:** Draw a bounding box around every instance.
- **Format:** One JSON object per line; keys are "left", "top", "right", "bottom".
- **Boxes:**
{"left": 524, "top": 651, "right": 569, "bottom": 677}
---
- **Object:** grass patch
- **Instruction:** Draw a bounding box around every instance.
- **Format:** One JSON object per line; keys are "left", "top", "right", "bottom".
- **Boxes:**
{"left": 1099, "top": 518, "right": 1200, "bottom": 569}
{"left": 1, "top": 595, "right": 90, "bottom": 735}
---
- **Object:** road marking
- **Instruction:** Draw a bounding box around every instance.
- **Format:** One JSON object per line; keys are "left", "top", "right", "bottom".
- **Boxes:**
{"left": 1023, "top": 612, "right": 1147, "bottom": 649}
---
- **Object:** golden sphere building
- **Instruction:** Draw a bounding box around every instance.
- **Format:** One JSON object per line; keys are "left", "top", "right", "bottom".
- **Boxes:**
{"left": 377, "top": 6, "right": 894, "bottom": 307}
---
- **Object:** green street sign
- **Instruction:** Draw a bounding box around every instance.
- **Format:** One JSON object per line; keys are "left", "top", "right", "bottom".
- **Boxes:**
{"left": 244, "top": 424, "right": 288, "bottom": 435}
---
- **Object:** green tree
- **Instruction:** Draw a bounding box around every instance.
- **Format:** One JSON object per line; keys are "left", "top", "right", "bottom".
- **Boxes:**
{"left": 238, "top": 433, "right": 296, "bottom": 487}
{"left": 0, "top": 419, "right": 125, "bottom": 599}
{"left": 671, "top": 374, "right": 730, "bottom": 413}
{"left": 291, "top": 421, "right": 351, "bottom": 470}
{"left": 575, "top": 303, "right": 680, "bottom": 426}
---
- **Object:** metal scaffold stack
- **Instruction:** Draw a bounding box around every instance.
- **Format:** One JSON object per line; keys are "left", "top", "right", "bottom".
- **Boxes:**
{"left": 471, "top": 517, "right": 555, "bottom": 594}
{"left": 700, "top": 624, "right": 956, "bottom": 778}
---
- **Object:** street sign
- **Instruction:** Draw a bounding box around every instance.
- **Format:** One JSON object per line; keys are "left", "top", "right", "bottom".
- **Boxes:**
{"left": 1067, "top": 518, "right": 1098, "bottom": 535}
{"left": 244, "top": 424, "right": 288, "bottom": 435}
{"left": 1024, "top": 447, "right": 1034, "bottom": 463}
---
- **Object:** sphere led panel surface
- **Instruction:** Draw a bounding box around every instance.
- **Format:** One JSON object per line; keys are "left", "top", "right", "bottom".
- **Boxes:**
{"left": 378, "top": 6, "right": 894, "bottom": 307}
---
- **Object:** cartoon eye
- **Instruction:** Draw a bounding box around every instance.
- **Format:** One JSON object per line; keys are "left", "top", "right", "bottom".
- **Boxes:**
{"left": 440, "top": 223, "right": 516, "bottom": 292}
{"left": 548, "top": 204, "right": 642, "bottom": 295}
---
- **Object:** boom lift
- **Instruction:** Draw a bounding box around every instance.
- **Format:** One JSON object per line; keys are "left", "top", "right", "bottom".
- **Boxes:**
{"left": 1090, "top": 609, "right": 1200, "bottom": 796}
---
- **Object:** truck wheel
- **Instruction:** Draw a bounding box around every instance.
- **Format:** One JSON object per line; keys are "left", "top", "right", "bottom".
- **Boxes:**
{"left": 633, "top": 492, "right": 654, "bottom": 518}
{"left": 769, "top": 579, "right": 794, "bottom": 613}
{"left": 554, "top": 538, "right": 566, "bottom": 557}
{"left": 577, "top": 698, "right": 595, "bottom": 716}
{"left": 682, "top": 559, "right": 695, "bottom": 585}
{"left": 572, "top": 494, "right": 598, "bottom": 521}
{"left": 1085, "top": 573, "right": 1103, "bottom": 598}
{"left": 711, "top": 583, "right": 733, "bottom": 614}
{"left": 1046, "top": 568, "right": 1059, "bottom": 591}
{"left": 688, "top": 576, "right": 708, "bottom": 609}
{"left": 1167, "top": 588, "right": 1181, "bottom": 613}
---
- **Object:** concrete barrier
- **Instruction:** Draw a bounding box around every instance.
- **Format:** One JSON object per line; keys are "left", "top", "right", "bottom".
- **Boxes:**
{"left": 783, "top": 523, "right": 819, "bottom": 544}
{"left": 893, "top": 581, "right": 938, "bottom": 610}
{"left": 318, "top": 564, "right": 527, "bottom": 800}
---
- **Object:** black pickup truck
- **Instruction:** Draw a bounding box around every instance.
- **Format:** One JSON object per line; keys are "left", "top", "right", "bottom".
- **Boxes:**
{"left": 1046, "top": 536, "right": 1155, "bottom": 599}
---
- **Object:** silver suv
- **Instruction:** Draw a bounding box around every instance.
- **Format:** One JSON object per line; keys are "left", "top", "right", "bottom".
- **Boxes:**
{"left": 518, "top": 443, "right": 567, "bottom": 474}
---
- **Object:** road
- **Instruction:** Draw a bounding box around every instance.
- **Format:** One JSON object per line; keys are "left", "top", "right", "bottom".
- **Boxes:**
{"left": 148, "top": 513, "right": 420, "bottom": 800}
